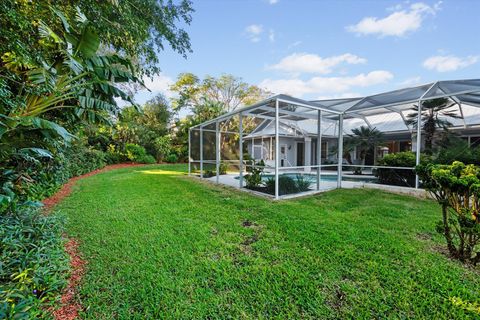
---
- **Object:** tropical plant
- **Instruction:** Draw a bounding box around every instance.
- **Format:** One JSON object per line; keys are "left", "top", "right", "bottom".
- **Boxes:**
{"left": 264, "top": 175, "right": 298, "bottom": 195}
{"left": 0, "top": 0, "right": 193, "bottom": 78}
{"left": 416, "top": 162, "right": 480, "bottom": 265}
{"left": 244, "top": 160, "right": 264, "bottom": 189}
{"left": 406, "top": 98, "right": 461, "bottom": 155}
{"left": 295, "top": 174, "right": 312, "bottom": 192}
{"left": 0, "top": 208, "right": 68, "bottom": 318}
{"left": 348, "top": 126, "right": 384, "bottom": 174}
{"left": 0, "top": 7, "right": 141, "bottom": 171}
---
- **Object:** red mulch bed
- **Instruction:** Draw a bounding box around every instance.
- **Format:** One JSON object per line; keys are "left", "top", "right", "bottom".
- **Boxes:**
{"left": 44, "top": 163, "right": 144, "bottom": 320}
{"left": 51, "top": 238, "right": 85, "bottom": 320}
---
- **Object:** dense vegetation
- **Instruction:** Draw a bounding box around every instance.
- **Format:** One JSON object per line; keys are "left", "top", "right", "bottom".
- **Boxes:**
{"left": 0, "top": 1, "right": 195, "bottom": 317}
{"left": 56, "top": 164, "right": 480, "bottom": 318}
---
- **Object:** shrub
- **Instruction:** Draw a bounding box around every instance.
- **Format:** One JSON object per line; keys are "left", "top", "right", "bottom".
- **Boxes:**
{"left": 219, "top": 161, "right": 228, "bottom": 175}
{"left": 434, "top": 136, "right": 480, "bottom": 165}
{"left": 105, "top": 144, "right": 124, "bottom": 164}
{"left": 264, "top": 175, "right": 299, "bottom": 195}
{"left": 245, "top": 170, "right": 262, "bottom": 188}
{"left": 19, "top": 143, "right": 107, "bottom": 201}
{"left": 244, "top": 160, "right": 264, "bottom": 189}
{"left": 125, "top": 143, "right": 148, "bottom": 162}
{"left": 416, "top": 161, "right": 480, "bottom": 265}
{"left": 136, "top": 154, "right": 157, "bottom": 164}
{"left": 165, "top": 153, "right": 178, "bottom": 163}
{"left": 0, "top": 209, "right": 68, "bottom": 319}
{"left": 295, "top": 174, "right": 312, "bottom": 192}
{"left": 376, "top": 152, "right": 430, "bottom": 187}
{"left": 154, "top": 136, "right": 172, "bottom": 161}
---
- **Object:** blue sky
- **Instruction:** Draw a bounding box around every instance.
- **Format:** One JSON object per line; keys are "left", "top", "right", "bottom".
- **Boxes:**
{"left": 136, "top": 0, "right": 479, "bottom": 107}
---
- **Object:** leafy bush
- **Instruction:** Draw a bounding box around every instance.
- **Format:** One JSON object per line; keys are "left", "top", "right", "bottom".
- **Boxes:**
{"left": 18, "top": 143, "right": 107, "bottom": 201}
{"left": 244, "top": 160, "right": 264, "bottom": 188}
{"left": 434, "top": 136, "right": 480, "bottom": 165}
{"left": 295, "top": 174, "right": 312, "bottom": 192}
{"left": 416, "top": 161, "right": 480, "bottom": 265}
{"left": 154, "top": 136, "right": 172, "bottom": 161}
{"left": 245, "top": 170, "right": 262, "bottom": 188}
{"left": 0, "top": 209, "right": 68, "bottom": 319}
{"left": 219, "top": 161, "right": 228, "bottom": 175}
{"left": 137, "top": 154, "right": 156, "bottom": 164}
{"left": 105, "top": 144, "right": 124, "bottom": 164}
{"left": 376, "top": 152, "right": 430, "bottom": 187}
{"left": 125, "top": 143, "right": 147, "bottom": 162}
{"left": 264, "top": 175, "right": 299, "bottom": 195}
{"left": 165, "top": 153, "right": 178, "bottom": 163}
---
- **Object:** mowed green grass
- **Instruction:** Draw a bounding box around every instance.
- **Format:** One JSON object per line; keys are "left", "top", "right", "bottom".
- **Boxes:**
{"left": 56, "top": 164, "right": 480, "bottom": 319}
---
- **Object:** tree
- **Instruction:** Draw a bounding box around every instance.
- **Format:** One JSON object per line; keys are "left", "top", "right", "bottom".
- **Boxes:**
{"left": 348, "top": 126, "right": 384, "bottom": 174}
{"left": 170, "top": 73, "right": 270, "bottom": 161}
{"left": 0, "top": 1, "right": 193, "bottom": 77}
{"left": 406, "top": 98, "right": 461, "bottom": 155}
{"left": 170, "top": 73, "right": 270, "bottom": 113}
{"left": 0, "top": 7, "right": 143, "bottom": 207}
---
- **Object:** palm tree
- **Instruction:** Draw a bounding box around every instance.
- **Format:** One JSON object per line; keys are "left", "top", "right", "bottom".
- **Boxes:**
{"left": 349, "top": 126, "right": 384, "bottom": 174}
{"left": 406, "top": 98, "right": 461, "bottom": 155}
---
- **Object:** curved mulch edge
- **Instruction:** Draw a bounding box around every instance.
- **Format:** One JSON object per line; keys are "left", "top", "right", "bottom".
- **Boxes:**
{"left": 43, "top": 163, "right": 145, "bottom": 320}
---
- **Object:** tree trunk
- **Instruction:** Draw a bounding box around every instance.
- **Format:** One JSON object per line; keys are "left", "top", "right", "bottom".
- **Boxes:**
{"left": 442, "top": 203, "right": 457, "bottom": 257}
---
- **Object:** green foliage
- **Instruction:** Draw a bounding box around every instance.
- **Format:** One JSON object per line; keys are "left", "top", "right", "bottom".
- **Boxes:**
{"left": 347, "top": 126, "right": 384, "bottom": 173}
{"left": 263, "top": 176, "right": 299, "bottom": 195}
{"left": 376, "top": 151, "right": 430, "bottom": 187}
{"left": 244, "top": 160, "right": 265, "bottom": 189}
{"left": 434, "top": 135, "right": 480, "bottom": 165}
{"left": 155, "top": 136, "right": 173, "bottom": 161}
{"left": 295, "top": 174, "right": 312, "bottom": 192}
{"left": 264, "top": 175, "right": 311, "bottom": 195}
{"left": 171, "top": 73, "right": 270, "bottom": 112}
{"left": 406, "top": 98, "right": 460, "bottom": 155}
{"left": 0, "top": 1, "right": 193, "bottom": 77}
{"left": 416, "top": 161, "right": 480, "bottom": 264}
{"left": 124, "top": 143, "right": 156, "bottom": 164}
{"left": 170, "top": 73, "right": 270, "bottom": 161}
{"left": 165, "top": 154, "right": 178, "bottom": 164}
{"left": 0, "top": 209, "right": 68, "bottom": 319}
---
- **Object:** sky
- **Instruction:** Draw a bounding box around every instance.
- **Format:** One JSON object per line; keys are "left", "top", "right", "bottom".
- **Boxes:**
{"left": 136, "top": 0, "right": 480, "bottom": 110}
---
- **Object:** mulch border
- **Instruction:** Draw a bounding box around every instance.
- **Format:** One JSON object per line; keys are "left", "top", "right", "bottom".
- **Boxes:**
{"left": 43, "top": 163, "right": 145, "bottom": 320}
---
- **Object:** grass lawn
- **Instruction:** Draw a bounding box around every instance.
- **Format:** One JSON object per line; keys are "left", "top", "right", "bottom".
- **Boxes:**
{"left": 55, "top": 164, "right": 480, "bottom": 319}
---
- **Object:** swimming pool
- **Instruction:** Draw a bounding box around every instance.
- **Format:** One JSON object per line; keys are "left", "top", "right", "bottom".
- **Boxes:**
{"left": 235, "top": 173, "right": 377, "bottom": 183}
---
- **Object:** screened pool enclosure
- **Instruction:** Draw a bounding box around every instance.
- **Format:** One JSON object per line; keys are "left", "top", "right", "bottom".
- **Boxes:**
{"left": 188, "top": 79, "right": 480, "bottom": 199}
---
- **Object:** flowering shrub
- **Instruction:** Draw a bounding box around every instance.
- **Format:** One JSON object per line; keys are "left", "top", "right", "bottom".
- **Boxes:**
{"left": 416, "top": 161, "right": 480, "bottom": 264}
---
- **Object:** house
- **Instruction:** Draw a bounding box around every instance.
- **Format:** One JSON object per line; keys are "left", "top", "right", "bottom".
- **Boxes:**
{"left": 244, "top": 84, "right": 480, "bottom": 168}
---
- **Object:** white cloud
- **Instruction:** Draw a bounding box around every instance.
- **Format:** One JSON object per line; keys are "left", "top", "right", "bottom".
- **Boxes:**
{"left": 316, "top": 92, "right": 362, "bottom": 100}
{"left": 398, "top": 76, "right": 422, "bottom": 86}
{"left": 142, "top": 73, "right": 174, "bottom": 98}
{"left": 268, "top": 0, "right": 278, "bottom": 4}
{"left": 259, "top": 70, "right": 393, "bottom": 97}
{"left": 288, "top": 41, "right": 302, "bottom": 49}
{"left": 245, "top": 24, "right": 263, "bottom": 42}
{"left": 423, "top": 55, "right": 479, "bottom": 72}
{"left": 268, "top": 53, "right": 367, "bottom": 75}
{"left": 346, "top": 2, "right": 441, "bottom": 37}
{"left": 269, "top": 29, "right": 275, "bottom": 42}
